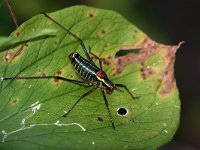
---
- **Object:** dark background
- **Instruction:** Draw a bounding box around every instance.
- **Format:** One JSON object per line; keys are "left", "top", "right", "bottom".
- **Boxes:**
{"left": 0, "top": 0, "right": 199, "bottom": 149}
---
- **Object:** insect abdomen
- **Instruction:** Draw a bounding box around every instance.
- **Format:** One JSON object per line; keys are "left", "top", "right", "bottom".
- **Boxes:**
{"left": 69, "top": 53, "right": 99, "bottom": 81}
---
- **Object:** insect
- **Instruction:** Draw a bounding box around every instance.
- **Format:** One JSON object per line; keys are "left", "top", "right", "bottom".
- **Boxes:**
{"left": 2, "top": 13, "right": 139, "bottom": 129}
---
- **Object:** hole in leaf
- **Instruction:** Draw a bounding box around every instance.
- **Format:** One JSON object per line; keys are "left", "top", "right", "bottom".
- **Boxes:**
{"left": 115, "top": 49, "right": 140, "bottom": 58}
{"left": 117, "top": 107, "right": 128, "bottom": 116}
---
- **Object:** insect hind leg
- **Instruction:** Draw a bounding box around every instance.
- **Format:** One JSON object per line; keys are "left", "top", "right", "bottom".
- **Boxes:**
{"left": 2, "top": 75, "right": 90, "bottom": 87}
{"left": 101, "top": 89, "right": 115, "bottom": 129}
{"left": 63, "top": 87, "right": 97, "bottom": 117}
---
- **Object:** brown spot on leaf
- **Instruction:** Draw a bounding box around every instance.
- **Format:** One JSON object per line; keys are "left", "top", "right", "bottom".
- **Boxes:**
{"left": 15, "top": 44, "right": 27, "bottom": 57}
{"left": 88, "top": 12, "right": 94, "bottom": 18}
{"left": 140, "top": 66, "right": 155, "bottom": 80}
{"left": 118, "top": 58, "right": 122, "bottom": 65}
{"left": 54, "top": 77, "right": 59, "bottom": 83}
{"left": 38, "top": 69, "right": 46, "bottom": 77}
{"left": 41, "top": 73, "right": 46, "bottom": 77}
{"left": 4, "top": 52, "right": 15, "bottom": 61}
{"left": 97, "top": 116, "right": 103, "bottom": 122}
{"left": 57, "top": 70, "right": 62, "bottom": 75}
{"left": 102, "top": 58, "right": 110, "bottom": 66}
{"left": 101, "top": 29, "right": 107, "bottom": 35}
{"left": 107, "top": 56, "right": 112, "bottom": 59}
{"left": 4, "top": 44, "right": 28, "bottom": 62}
{"left": 16, "top": 32, "right": 20, "bottom": 36}
{"left": 10, "top": 99, "right": 19, "bottom": 105}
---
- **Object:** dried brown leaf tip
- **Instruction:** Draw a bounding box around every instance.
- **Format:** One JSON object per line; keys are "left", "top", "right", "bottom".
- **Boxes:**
{"left": 158, "top": 41, "right": 184, "bottom": 95}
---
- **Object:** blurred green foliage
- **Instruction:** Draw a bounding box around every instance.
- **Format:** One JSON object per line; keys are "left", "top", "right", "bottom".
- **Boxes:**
{"left": 0, "top": 0, "right": 169, "bottom": 43}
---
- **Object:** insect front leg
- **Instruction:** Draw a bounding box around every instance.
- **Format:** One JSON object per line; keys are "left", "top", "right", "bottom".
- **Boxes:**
{"left": 88, "top": 46, "right": 103, "bottom": 70}
{"left": 115, "top": 83, "right": 140, "bottom": 100}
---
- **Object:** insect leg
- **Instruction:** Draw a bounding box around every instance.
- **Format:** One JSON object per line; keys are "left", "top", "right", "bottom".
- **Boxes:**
{"left": 115, "top": 83, "right": 140, "bottom": 99}
{"left": 101, "top": 89, "right": 115, "bottom": 129}
{"left": 41, "top": 13, "right": 94, "bottom": 64}
{"left": 2, "top": 76, "right": 89, "bottom": 87}
{"left": 88, "top": 46, "right": 103, "bottom": 70}
{"left": 63, "top": 87, "right": 97, "bottom": 117}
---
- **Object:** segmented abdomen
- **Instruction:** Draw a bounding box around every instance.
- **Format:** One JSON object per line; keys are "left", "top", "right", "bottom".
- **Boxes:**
{"left": 69, "top": 53, "right": 99, "bottom": 81}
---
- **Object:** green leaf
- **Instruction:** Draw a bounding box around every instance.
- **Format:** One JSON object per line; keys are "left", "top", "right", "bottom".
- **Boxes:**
{"left": 0, "top": 5, "right": 181, "bottom": 150}
{"left": 0, "top": 29, "right": 56, "bottom": 52}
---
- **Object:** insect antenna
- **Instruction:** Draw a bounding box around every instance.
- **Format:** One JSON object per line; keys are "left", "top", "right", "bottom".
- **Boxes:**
{"left": 41, "top": 12, "right": 94, "bottom": 64}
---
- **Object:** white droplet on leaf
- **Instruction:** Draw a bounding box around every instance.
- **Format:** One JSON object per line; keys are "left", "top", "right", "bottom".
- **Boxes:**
{"left": 163, "top": 123, "right": 167, "bottom": 126}
{"left": 164, "top": 129, "right": 168, "bottom": 134}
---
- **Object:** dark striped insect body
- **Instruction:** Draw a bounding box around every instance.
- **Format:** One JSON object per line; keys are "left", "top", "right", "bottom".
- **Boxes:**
{"left": 69, "top": 52, "right": 115, "bottom": 94}
{"left": 2, "top": 13, "right": 139, "bottom": 129}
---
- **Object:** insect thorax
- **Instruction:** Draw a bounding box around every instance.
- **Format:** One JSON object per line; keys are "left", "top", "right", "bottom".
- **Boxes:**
{"left": 69, "top": 53, "right": 115, "bottom": 91}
